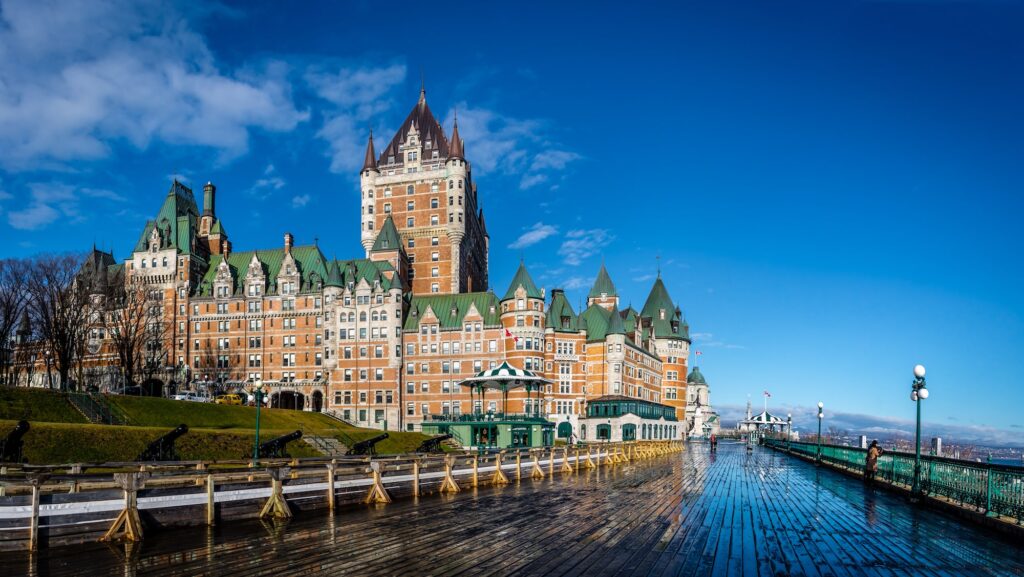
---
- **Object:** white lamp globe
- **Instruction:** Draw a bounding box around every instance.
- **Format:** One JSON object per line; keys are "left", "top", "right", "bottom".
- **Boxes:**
{"left": 914, "top": 364, "right": 926, "bottom": 379}
{"left": 817, "top": 401, "right": 824, "bottom": 409}
{"left": 918, "top": 388, "right": 929, "bottom": 400}
{"left": 911, "top": 390, "right": 918, "bottom": 402}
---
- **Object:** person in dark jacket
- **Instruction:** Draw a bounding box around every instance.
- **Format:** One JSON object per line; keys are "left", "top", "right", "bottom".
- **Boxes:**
{"left": 865, "top": 440, "right": 883, "bottom": 482}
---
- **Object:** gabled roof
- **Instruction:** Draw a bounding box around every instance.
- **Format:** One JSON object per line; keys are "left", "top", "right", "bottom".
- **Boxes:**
{"left": 545, "top": 290, "right": 578, "bottom": 333}
{"left": 588, "top": 264, "right": 617, "bottom": 298}
{"left": 371, "top": 215, "right": 403, "bottom": 252}
{"left": 210, "top": 219, "right": 225, "bottom": 236}
{"left": 196, "top": 245, "right": 330, "bottom": 296}
{"left": 502, "top": 261, "right": 542, "bottom": 301}
{"left": 326, "top": 260, "right": 344, "bottom": 288}
{"left": 404, "top": 292, "right": 501, "bottom": 331}
{"left": 134, "top": 180, "right": 201, "bottom": 255}
{"left": 378, "top": 89, "right": 449, "bottom": 165}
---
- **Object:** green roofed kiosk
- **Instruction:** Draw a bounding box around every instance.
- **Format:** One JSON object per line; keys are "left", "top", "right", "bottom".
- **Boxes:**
{"left": 421, "top": 361, "right": 555, "bottom": 450}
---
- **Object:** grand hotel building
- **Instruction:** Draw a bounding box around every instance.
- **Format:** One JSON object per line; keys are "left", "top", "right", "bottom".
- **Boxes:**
{"left": 43, "top": 89, "right": 696, "bottom": 434}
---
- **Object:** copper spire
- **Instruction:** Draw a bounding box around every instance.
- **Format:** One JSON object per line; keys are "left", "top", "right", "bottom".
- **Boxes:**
{"left": 449, "top": 109, "right": 464, "bottom": 160}
{"left": 362, "top": 129, "right": 377, "bottom": 172}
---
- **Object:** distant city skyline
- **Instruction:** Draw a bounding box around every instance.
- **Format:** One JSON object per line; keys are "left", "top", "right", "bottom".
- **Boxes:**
{"left": 0, "top": 1, "right": 1021, "bottom": 439}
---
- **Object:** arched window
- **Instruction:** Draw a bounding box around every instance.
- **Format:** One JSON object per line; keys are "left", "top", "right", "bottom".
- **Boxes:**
{"left": 348, "top": 312, "right": 355, "bottom": 322}
{"left": 406, "top": 185, "right": 414, "bottom": 195}
{"left": 380, "top": 312, "right": 388, "bottom": 321}
{"left": 359, "top": 311, "right": 367, "bottom": 322}
{"left": 371, "top": 311, "right": 379, "bottom": 321}
{"left": 151, "top": 258, "right": 157, "bottom": 267}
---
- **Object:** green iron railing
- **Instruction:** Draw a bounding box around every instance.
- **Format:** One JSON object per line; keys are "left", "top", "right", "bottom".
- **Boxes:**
{"left": 427, "top": 412, "right": 549, "bottom": 423}
{"left": 764, "top": 439, "right": 1024, "bottom": 524}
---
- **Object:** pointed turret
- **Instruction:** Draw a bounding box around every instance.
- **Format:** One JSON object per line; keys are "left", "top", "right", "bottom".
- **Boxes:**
{"left": 362, "top": 131, "right": 378, "bottom": 173}
{"left": 325, "top": 260, "right": 344, "bottom": 288}
{"left": 642, "top": 276, "right": 686, "bottom": 340}
{"left": 449, "top": 112, "right": 464, "bottom": 160}
{"left": 371, "top": 215, "right": 402, "bottom": 252}
{"left": 502, "top": 261, "right": 542, "bottom": 301}
{"left": 606, "top": 305, "right": 626, "bottom": 335}
{"left": 588, "top": 264, "right": 617, "bottom": 299}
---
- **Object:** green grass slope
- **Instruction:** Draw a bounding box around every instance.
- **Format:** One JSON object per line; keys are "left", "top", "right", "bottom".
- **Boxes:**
{"left": 0, "top": 388, "right": 88, "bottom": 424}
{"left": 108, "top": 395, "right": 345, "bottom": 431}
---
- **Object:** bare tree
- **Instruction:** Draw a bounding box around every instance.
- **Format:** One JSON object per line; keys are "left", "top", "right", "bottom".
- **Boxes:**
{"left": 106, "top": 280, "right": 151, "bottom": 389}
{"left": 26, "top": 253, "right": 89, "bottom": 391}
{"left": 0, "top": 258, "right": 31, "bottom": 384}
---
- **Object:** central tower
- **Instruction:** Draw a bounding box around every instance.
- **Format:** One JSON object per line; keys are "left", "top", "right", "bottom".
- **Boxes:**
{"left": 359, "top": 87, "right": 489, "bottom": 294}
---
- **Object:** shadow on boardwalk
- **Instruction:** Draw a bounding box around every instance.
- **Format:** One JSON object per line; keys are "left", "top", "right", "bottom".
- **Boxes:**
{"left": 4, "top": 443, "right": 1024, "bottom": 576}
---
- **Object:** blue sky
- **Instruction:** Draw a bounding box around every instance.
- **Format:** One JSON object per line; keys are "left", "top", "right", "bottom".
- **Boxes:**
{"left": 0, "top": 0, "right": 1021, "bottom": 445}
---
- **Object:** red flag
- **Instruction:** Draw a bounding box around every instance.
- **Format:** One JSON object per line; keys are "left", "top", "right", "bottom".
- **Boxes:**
{"left": 695, "top": 350, "right": 703, "bottom": 357}
{"left": 505, "top": 328, "right": 519, "bottom": 342}
{"left": 763, "top": 390, "right": 771, "bottom": 398}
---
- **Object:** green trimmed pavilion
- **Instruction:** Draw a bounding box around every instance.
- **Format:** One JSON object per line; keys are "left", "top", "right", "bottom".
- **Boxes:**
{"left": 421, "top": 362, "right": 555, "bottom": 450}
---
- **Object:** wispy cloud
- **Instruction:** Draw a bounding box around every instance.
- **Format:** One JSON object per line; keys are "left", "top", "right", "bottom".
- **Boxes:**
{"left": 442, "top": 105, "right": 581, "bottom": 190}
{"left": 291, "top": 194, "right": 310, "bottom": 208}
{"left": 690, "top": 332, "right": 745, "bottom": 350}
{"left": 508, "top": 222, "right": 558, "bottom": 249}
{"left": 307, "top": 63, "right": 407, "bottom": 174}
{"left": 249, "top": 163, "right": 286, "bottom": 199}
{"left": 558, "top": 229, "right": 613, "bottom": 266}
{"left": 0, "top": 0, "right": 308, "bottom": 172}
{"left": 561, "top": 276, "right": 591, "bottom": 291}
{"left": 7, "top": 182, "right": 125, "bottom": 230}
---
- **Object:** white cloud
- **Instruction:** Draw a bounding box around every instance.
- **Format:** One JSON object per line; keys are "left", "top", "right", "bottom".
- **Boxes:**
{"left": 6, "top": 181, "right": 126, "bottom": 230}
{"left": 442, "top": 105, "right": 581, "bottom": 190}
{"left": 307, "top": 63, "right": 407, "bottom": 174}
{"left": 690, "top": 331, "right": 745, "bottom": 350}
{"left": 0, "top": 0, "right": 308, "bottom": 171}
{"left": 291, "top": 194, "right": 310, "bottom": 208}
{"left": 558, "top": 229, "right": 613, "bottom": 266}
{"left": 249, "top": 163, "right": 286, "bottom": 199}
{"left": 508, "top": 222, "right": 558, "bottom": 249}
{"left": 561, "top": 276, "right": 590, "bottom": 291}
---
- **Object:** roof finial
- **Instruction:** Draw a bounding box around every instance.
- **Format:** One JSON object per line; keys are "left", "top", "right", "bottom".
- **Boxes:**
{"left": 656, "top": 254, "right": 661, "bottom": 278}
{"left": 418, "top": 70, "right": 426, "bottom": 106}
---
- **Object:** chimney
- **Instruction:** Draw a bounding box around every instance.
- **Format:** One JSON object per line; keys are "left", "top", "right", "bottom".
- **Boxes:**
{"left": 284, "top": 232, "right": 294, "bottom": 256}
{"left": 203, "top": 182, "right": 216, "bottom": 217}
{"left": 222, "top": 239, "right": 231, "bottom": 258}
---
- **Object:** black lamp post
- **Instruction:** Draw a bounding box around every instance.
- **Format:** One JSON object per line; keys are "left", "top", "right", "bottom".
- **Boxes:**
{"left": 44, "top": 350, "right": 54, "bottom": 390}
{"left": 816, "top": 401, "right": 824, "bottom": 464}
{"left": 786, "top": 413, "right": 792, "bottom": 451}
{"left": 910, "top": 364, "right": 928, "bottom": 499}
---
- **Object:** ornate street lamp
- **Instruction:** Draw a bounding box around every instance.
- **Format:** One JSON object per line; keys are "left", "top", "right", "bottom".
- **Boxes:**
{"left": 44, "top": 350, "right": 54, "bottom": 390}
{"left": 252, "top": 383, "right": 266, "bottom": 462}
{"left": 816, "top": 402, "right": 824, "bottom": 464}
{"left": 787, "top": 413, "right": 792, "bottom": 451}
{"left": 910, "top": 364, "right": 928, "bottom": 499}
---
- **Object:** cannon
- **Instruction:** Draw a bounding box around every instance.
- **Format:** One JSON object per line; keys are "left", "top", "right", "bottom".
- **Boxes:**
{"left": 136, "top": 424, "right": 189, "bottom": 462}
{"left": 346, "top": 433, "right": 389, "bottom": 456}
{"left": 0, "top": 421, "right": 30, "bottom": 463}
{"left": 253, "top": 430, "right": 303, "bottom": 459}
{"left": 415, "top": 433, "right": 452, "bottom": 454}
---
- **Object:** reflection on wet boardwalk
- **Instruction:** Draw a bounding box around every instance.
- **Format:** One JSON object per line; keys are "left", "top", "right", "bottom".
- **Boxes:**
{"left": 5, "top": 443, "right": 1024, "bottom": 576}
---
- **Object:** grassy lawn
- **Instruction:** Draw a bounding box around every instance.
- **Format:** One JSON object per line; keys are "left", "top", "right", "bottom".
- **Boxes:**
{"left": 107, "top": 395, "right": 345, "bottom": 431}
{"left": 0, "top": 387, "right": 88, "bottom": 424}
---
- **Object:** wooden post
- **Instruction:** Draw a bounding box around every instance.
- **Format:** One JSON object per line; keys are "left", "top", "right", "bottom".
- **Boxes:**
{"left": 491, "top": 451, "right": 509, "bottom": 485}
{"left": 326, "top": 460, "right": 336, "bottom": 511}
{"left": 28, "top": 482, "right": 41, "bottom": 551}
{"left": 206, "top": 474, "right": 215, "bottom": 526}
{"left": 412, "top": 459, "right": 421, "bottom": 497}
{"left": 364, "top": 461, "right": 391, "bottom": 505}
{"left": 561, "top": 447, "right": 573, "bottom": 474}
{"left": 585, "top": 446, "right": 596, "bottom": 469}
{"left": 472, "top": 455, "right": 479, "bottom": 488}
{"left": 531, "top": 451, "right": 545, "bottom": 479}
{"left": 259, "top": 467, "right": 292, "bottom": 519}
{"left": 516, "top": 452, "right": 523, "bottom": 482}
{"left": 440, "top": 455, "right": 460, "bottom": 494}
{"left": 101, "top": 472, "right": 149, "bottom": 542}
{"left": 548, "top": 448, "right": 555, "bottom": 477}
{"left": 195, "top": 462, "right": 206, "bottom": 486}
{"left": 575, "top": 447, "right": 581, "bottom": 472}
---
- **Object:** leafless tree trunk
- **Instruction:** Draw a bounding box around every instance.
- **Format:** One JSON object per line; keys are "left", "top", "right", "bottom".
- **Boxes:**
{"left": 105, "top": 280, "right": 151, "bottom": 388}
{"left": 26, "top": 253, "right": 89, "bottom": 391}
{"left": 0, "top": 258, "right": 30, "bottom": 385}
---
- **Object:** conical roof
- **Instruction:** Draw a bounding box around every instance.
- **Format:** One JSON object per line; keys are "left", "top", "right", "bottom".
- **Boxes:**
{"left": 326, "top": 260, "right": 344, "bottom": 287}
{"left": 606, "top": 305, "right": 626, "bottom": 335}
{"left": 362, "top": 131, "right": 378, "bottom": 172}
{"left": 588, "top": 264, "right": 617, "bottom": 298}
{"left": 546, "top": 290, "right": 578, "bottom": 332}
{"left": 449, "top": 113, "right": 464, "bottom": 160}
{"left": 641, "top": 276, "right": 685, "bottom": 340}
{"left": 371, "top": 216, "right": 402, "bottom": 252}
{"left": 502, "top": 261, "right": 542, "bottom": 301}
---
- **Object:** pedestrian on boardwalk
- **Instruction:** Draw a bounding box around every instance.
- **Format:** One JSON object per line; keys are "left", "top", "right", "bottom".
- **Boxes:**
{"left": 709, "top": 434, "right": 717, "bottom": 453}
{"left": 865, "top": 440, "right": 883, "bottom": 482}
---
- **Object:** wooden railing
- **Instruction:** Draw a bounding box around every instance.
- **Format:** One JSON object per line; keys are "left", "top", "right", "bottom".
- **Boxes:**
{"left": 0, "top": 440, "right": 684, "bottom": 551}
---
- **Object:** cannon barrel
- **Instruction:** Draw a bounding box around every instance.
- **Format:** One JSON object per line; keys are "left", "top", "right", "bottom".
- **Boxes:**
{"left": 346, "top": 433, "right": 389, "bottom": 456}
{"left": 136, "top": 424, "right": 189, "bottom": 462}
{"left": 415, "top": 433, "right": 452, "bottom": 453}
{"left": 254, "top": 430, "right": 303, "bottom": 459}
{"left": 0, "top": 421, "right": 30, "bottom": 463}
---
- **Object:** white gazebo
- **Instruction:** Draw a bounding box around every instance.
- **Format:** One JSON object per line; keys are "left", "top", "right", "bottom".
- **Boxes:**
{"left": 457, "top": 361, "right": 552, "bottom": 417}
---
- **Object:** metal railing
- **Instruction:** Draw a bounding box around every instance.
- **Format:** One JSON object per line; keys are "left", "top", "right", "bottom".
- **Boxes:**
{"left": 426, "top": 412, "right": 549, "bottom": 423}
{"left": 764, "top": 439, "right": 1024, "bottom": 524}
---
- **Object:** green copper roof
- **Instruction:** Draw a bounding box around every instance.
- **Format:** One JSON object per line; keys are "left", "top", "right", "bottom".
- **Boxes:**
{"left": 196, "top": 245, "right": 330, "bottom": 296}
{"left": 133, "top": 181, "right": 201, "bottom": 255}
{"left": 371, "top": 216, "right": 402, "bottom": 252}
{"left": 545, "top": 290, "right": 578, "bottom": 333}
{"left": 588, "top": 264, "right": 617, "bottom": 298}
{"left": 326, "top": 260, "right": 344, "bottom": 287}
{"left": 687, "top": 366, "right": 707, "bottom": 385}
{"left": 606, "top": 305, "right": 626, "bottom": 335}
{"left": 502, "top": 261, "right": 542, "bottom": 301}
{"left": 210, "top": 219, "right": 224, "bottom": 235}
{"left": 580, "top": 304, "right": 610, "bottom": 341}
{"left": 404, "top": 292, "right": 501, "bottom": 331}
{"left": 641, "top": 276, "right": 687, "bottom": 341}
{"left": 332, "top": 258, "right": 398, "bottom": 292}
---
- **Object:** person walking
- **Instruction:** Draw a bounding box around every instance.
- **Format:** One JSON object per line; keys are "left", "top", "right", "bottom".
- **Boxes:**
{"left": 865, "top": 440, "right": 883, "bottom": 482}
{"left": 709, "top": 434, "right": 717, "bottom": 453}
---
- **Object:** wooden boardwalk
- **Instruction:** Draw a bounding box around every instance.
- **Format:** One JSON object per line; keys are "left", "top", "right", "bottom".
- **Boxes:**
{"left": 5, "top": 442, "right": 1024, "bottom": 576}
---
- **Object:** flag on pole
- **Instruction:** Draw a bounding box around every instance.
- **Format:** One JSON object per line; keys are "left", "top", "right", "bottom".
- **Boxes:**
{"left": 695, "top": 350, "right": 703, "bottom": 357}
{"left": 763, "top": 390, "right": 771, "bottom": 397}
{"left": 504, "top": 328, "right": 519, "bottom": 342}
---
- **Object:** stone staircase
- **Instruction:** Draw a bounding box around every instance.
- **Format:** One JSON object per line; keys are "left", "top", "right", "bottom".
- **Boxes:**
{"left": 67, "top": 393, "right": 128, "bottom": 425}
{"left": 304, "top": 435, "right": 348, "bottom": 457}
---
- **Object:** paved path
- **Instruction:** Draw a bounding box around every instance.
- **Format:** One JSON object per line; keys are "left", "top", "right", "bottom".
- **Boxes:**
{"left": 5, "top": 443, "right": 1024, "bottom": 576}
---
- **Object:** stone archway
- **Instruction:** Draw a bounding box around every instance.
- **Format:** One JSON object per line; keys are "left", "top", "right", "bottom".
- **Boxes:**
{"left": 140, "top": 378, "right": 164, "bottom": 397}
{"left": 311, "top": 390, "right": 323, "bottom": 412}
{"left": 272, "top": 390, "right": 304, "bottom": 411}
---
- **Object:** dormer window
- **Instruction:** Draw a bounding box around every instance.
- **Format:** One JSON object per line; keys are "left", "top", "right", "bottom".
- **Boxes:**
{"left": 408, "top": 151, "right": 417, "bottom": 162}
{"left": 660, "top": 309, "right": 665, "bottom": 320}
